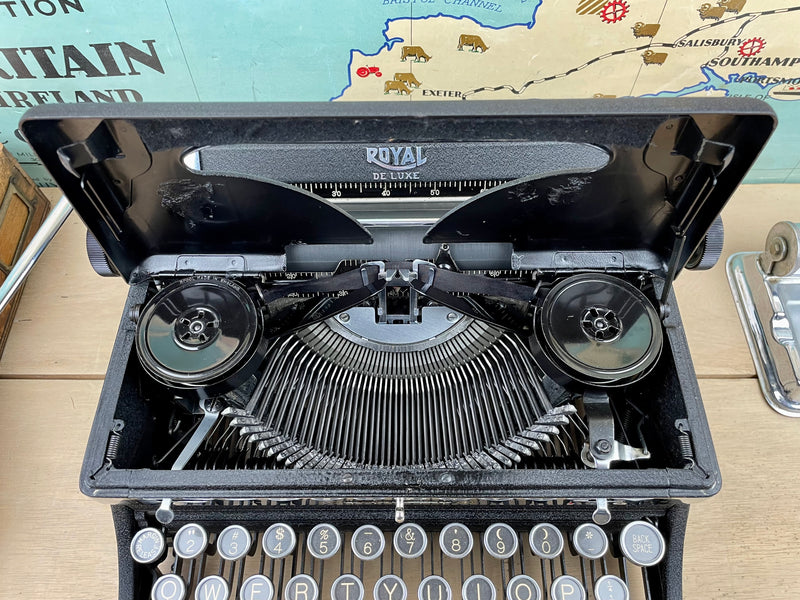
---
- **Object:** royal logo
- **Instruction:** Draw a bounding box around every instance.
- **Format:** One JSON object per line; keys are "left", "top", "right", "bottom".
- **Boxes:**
{"left": 366, "top": 146, "right": 427, "bottom": 171}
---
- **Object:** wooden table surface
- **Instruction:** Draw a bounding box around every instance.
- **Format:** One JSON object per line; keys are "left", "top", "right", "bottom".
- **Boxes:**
{"left": 0, "top": 185, "right": 798, "bottom": 599}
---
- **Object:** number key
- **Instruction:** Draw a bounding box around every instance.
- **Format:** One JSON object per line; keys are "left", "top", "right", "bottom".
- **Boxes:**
{"left": 529, "top": 523, "right": 564, "bottom": 560}
{"left": 439, "top": 523, "right": 473, "bottom": 559}
{"left": 307, "top": 523, "right": 341, "bottom": 559}
{"left": 483, "top": 523, "right": 518, "bottom": 560}
{"left": 351, "top": 525, "right": 385, "bottom": 561}
{"left": 173, "top": 523, "right": 208, "bottom": 560}
{"left": 217, "top": 525, "right": 252, "bottom": 561}
{"left": 262, "top": 523, "right": 296, "bottom": 559}
{"left": 393, "top": 523, "right": 427, "bottom": 559}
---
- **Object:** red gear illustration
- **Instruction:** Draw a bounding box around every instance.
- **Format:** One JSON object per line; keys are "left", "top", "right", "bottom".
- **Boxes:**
{"left": 600, "top": 0, "right": 630, "bottom": 24}
{"left": 738, "top": 37, "right": 766, "bottom": 57}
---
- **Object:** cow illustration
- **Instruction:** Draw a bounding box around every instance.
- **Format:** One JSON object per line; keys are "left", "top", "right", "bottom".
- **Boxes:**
{"left": 384, "top": 80, "right": 412, "bottom": 95}
{"left": 400, "top": 46, "right": 432, "bottom": 62}
{"left": 394, "top": 72, "right": 422, "bottom": 88}
{"left": 698, "top": 3, "right": 726, "bottom": 19}
{"left": 632, "top": 22, "right": 660, "bottom": 38}
{"left": 457, "top": 34, "right": 489, "bottom": 52}
{"left": 719, "top": 0, "right": 746, "bottom": 12}
{"left": 642, "top": 50, "right": 668, "bottom": 65}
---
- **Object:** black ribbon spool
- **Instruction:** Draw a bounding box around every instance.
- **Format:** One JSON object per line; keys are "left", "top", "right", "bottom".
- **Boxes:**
{"left": 531, "top": 273, "right": 663, "bottom": 388}
{"left": 135, "top": 277, "right": 265, "bottom": 391}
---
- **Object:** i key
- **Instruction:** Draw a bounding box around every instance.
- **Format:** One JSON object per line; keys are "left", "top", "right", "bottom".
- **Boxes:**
{"left": 462, "top": 575, "right": 496, "bottom": 600}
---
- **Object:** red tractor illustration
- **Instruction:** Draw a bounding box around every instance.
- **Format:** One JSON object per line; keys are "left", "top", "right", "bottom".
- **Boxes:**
{"left": 356, "top": 66, "right": 382, "bottom": 78}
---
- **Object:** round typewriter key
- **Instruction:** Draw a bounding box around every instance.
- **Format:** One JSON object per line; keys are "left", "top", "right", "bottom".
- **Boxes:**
{"left": 418, "top": 576, "right": 451, "bottom": 600}
{"left": 217, "top": 524, "right": 252, "bottom": 561}
{"left": 352, "top": 525, "right": 385, "bottom": 561}
{"left": 307, "top": 523, "right": 342, "bottom": 559}
{"left": 130, "top": 527, "right": 166, "bottom": 564}
{"left": 572, "top": 523, "right": 609, "bottom": 560}
{"left": 374, "top": 575, "right": 408, "bottom": 600}
{"left": 285, "top": 574, "right": 319, "bottom": 600}
{"left": 332, "top": 574, "right": 365, "bottom": 600}
{"left": 550, "top": 576, "right": 586, "bottom": 600}
{"left": 529, "top": 523, "right": 564, "bottom": 559}
{"left": 619, "top": 521, "right": 665, "bottom": 567}
{"left": 173, "top": 523, "right": 208, "bottom": 560}
{"left": 195, "top": 576, "right": 229, "bottom": 600}
{"left": 152, "top": 574, "right": 186, "bottom": 600}
{"left": 506, "top": 575, "right": 541, "bottom": 600}
{"left": 483, "top": 523, "right": 518, "bottom": 559}
{"left": 462, "top": 575, "right": 496, "bottom": 600}
{"left": 262, "top": 523, "right": 296, "bottom": 559}
{"left": 394, "top": 523, "right": 427, "bottom": 559}
{"left": 593, "top": 575, "right": 629, "bottom": 600}
{"left": 439, "top": 522, "right": 473, "bottom": 559}
{"left": 240, "top": 575, "right": 275, "bottom": 600}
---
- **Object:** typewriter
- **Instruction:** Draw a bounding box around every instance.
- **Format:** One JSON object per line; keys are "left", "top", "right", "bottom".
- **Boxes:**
{"left": 20, "top": 99, "right": 775, "bottom": 600}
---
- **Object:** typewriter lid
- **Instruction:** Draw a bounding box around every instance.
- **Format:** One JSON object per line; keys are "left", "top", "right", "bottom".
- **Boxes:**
{"left": 20, "top": 99, "right": 775, "bottom": 281}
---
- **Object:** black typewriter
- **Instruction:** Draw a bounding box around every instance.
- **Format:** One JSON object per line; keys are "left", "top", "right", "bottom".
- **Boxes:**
{"left": 21, "top": 99, "right": 775, "bottom": 600}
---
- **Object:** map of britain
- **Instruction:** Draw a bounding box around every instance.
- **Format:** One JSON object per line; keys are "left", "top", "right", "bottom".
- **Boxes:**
{"left": 0, "top": 0, "right": 798, "bottom": 184}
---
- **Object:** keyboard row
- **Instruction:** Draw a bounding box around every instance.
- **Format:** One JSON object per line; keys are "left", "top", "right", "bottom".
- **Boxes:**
{"left": 132, "top": 521, "right": 664, "bottom": 567}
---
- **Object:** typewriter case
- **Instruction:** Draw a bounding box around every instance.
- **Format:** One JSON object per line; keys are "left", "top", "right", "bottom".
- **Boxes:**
{"left": 21, "top": 99, "right": 775, "bottom": 600}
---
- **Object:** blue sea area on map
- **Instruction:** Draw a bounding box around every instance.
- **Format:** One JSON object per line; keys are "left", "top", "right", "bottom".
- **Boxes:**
{"left": 642, "top": 67, "right": 800, "bottom": 181}
{"left": 167, "top": 0, "right": 542, "bottom": 103}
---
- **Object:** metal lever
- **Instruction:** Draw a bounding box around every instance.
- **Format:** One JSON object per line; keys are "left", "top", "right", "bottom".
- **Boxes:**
{"left": 156, "top": 397, "right": 222, "bottom": 524}
{"left": 0, "top": 195, "right": 72, "bottom": 313}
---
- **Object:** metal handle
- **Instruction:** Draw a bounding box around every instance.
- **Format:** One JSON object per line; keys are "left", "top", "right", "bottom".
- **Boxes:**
{"left": 0, "top": 195, "right": 73, "bottom": 314}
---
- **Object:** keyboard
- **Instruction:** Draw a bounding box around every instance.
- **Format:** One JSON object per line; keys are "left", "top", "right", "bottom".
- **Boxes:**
{"left": 120, "top": 502, "right": 681, "bottom": 600}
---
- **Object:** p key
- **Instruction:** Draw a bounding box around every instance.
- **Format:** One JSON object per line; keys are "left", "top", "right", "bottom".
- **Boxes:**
{"left": 550, "top": 576, "right": 586, "bottom": 600}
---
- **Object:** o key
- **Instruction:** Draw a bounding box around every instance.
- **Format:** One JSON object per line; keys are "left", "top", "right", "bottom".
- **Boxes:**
{"left": 285, "top": 574, "right": 320, "bottom": 600}
{"left": 195, "top": 576, "right": 229, "bottom": 600}
{"left": 418, "top": 576, "right": 451, "bottom": 600}
{"left": 374, "top": 575, "right": 408, "bottom": 600}
{"left": 240, "top": 575, "right": 275, "bottom": 600}
{"left": 550, "top": 576, "right": 586, "bottom": 600}
{"left": 151, "top": 574, "right": 186, "bottom": 600}
{"left": 506, "top": 575, "right": 541, "bottom": 600}
{"left": 331, "top": 574, "right": 365, "bottom": 600}
{"left": 462, "top": 575, "right": 496, "bottom": 600}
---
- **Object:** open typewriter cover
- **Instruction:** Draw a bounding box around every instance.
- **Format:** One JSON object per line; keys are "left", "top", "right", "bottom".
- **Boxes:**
{"left": 21, "top": 99, "right": 775, "bottom": 600}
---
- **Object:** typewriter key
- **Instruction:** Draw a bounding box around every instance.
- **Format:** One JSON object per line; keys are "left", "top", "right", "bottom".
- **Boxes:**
{"left": 462, "top": 575, "right": 496, "bottom": 600}
{"left": 533, "top": 274, "right": 662, "bottom": 388}
{"left": 439, "top": 522, "right": 473, "bottom": 559}
{"left": 136, "top": 277, "right": 264, "bottom": 390}
{"left": 619, "top": 521, "right": 665, "bottom": 567}
{"left": 152, "top": 574, "right": 186, "bottom": 600}
{"left": 130, "top": 527, "right": 166, "bottom": 564}
{"left": 307, "top": 523, "right": 342, "bottom": 559}
{"left": 240, "top": 575, "right": 275, "bottom": 600}
{"left": 195, "top": 576, "right": 229, "bottom": 600}
{"left": 285, "top": 574, "right": 319, "bottom": 600}
{"left": 483, "top": 523, "right": 518, "bottom": 559}
{"left": 550, "top": 576, "right": 586, "bottom": 600}
{"left": 418, "top": 576, "right": 451, "bottom": 600}
{"left": 393, "top": 523, "right": 427, "bottom": 559}
{"left": 217, "top": 524, "right": 252, "bottom": 561}
{"left": 351, "top": 525, "right": 385, "bottom": 561}
{"left": 529, "top": 523, "right": 564, "bottom": 560}
{"left": 593, "top": 575, "right": 629, "bottom": 600}
{"left": 262, "top": 523, "right": 296, "bottom": 559}
{"left": 331, "top": 574, "right": 365, "bottom": 600}
{"left": 374, "top": 575, "right": 408, "bottom": 600}
{"left": 173, "top": 523, "right": 208, "bottom": 560}
{"left": 506, "top": 575, "right": 541, "bottom": 600}
{"left": 572, "top": 523, "right": 609, "bottom": 560}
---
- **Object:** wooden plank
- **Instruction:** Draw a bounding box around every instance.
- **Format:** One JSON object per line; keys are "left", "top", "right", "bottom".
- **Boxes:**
{"left": 684, "top": 378, "right": 800, "bottom": 598}
{"left": 0, "top": 188, "right": 128, "bottom": 378}
{"left": 0, "top": 379, "right": 117, "bottom": 598}
{"left": 0, "top": 378, "right": 792, "bottom": 599}
{"left": 0, "top": 184, "right": 798, "bottom": 378}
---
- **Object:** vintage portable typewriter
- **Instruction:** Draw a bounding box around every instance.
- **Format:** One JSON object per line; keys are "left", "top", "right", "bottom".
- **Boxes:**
{"left": 20, "top": 99, "right": 774, "bottom": 600}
